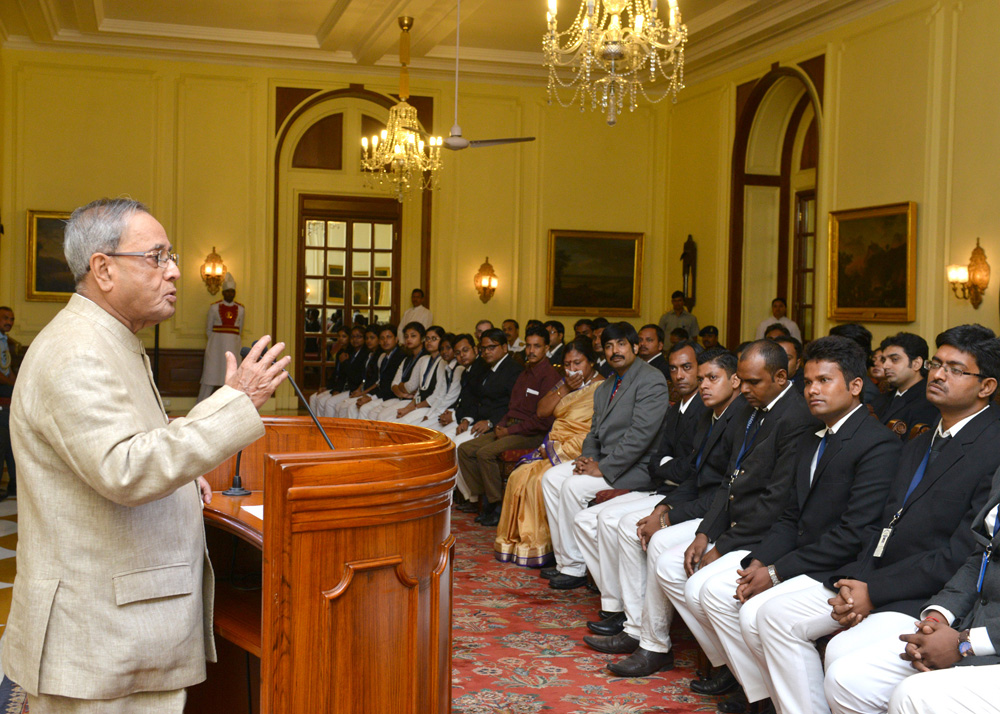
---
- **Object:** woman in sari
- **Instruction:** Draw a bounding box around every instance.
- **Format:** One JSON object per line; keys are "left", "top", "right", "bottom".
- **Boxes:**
{"left": 494, "top": 337, "right": 604, "bottom": 567}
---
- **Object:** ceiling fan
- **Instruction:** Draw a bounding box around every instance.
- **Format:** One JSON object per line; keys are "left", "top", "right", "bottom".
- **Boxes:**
{"left": 443, "top": 0, "right": 535, "bottom": 151}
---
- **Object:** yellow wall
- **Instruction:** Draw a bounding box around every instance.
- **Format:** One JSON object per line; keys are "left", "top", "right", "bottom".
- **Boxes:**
{"left": 1, "top": 0, "right": 998, "bottom": 412}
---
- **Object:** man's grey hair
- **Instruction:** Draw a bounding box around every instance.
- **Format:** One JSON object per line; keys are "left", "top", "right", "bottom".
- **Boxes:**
{"left": 64, "top": 198, "right": 151, "bottom": 283}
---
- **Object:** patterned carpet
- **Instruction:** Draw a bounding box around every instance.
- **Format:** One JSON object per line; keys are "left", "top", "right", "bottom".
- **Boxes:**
{"left": 451, "top": 506, "right": 715, "bottom": 714}
{"left": 0, "top": 500, "right": 717, "bottom": 714}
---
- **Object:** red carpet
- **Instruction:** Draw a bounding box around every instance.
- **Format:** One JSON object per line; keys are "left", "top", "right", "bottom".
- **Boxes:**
{"left": 450, "top": 506, "right": 717, "bottom": 713}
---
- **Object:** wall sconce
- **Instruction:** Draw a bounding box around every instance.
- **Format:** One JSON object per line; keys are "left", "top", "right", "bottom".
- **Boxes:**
{"left": 200, "top": 247, "right": 227, "bottom": 295}
{"left": 474, "top": 258, "right": 498, "bottom": 303}
{"left": 947, "top": 237, "right": 990, "bottom": 309}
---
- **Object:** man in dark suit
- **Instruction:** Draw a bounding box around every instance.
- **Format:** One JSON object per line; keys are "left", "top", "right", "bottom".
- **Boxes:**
{"left": 582, "top": 349, "right": 744, "bottom": 672}
{"left": 829, "top": 323, "right": 881, "bottom": 405}
{"left": 754, "top": 324, "right": 1000, "bottom": 714}
{"left": 694, "top": 336, "right": 901, "bottom": 710}
{"left": 541, "top": 322, "right": 669, "bottom": 589}
{"left": 773, "top": 334, "right": 804, "bottom": 394}
{"left": 544, "top": 320, "right": 566, "bottom": 367}
{"left": 640, "top": 340, "right": 821, "bottom": 685}
{"left": 874, "top": 332, "right": 938, "bottom": 439}
{"left": 638, "top": 324, "right": 672, "bottom": 382}
{"left": 570, "top": 340, "right": 705, "bottom": 604}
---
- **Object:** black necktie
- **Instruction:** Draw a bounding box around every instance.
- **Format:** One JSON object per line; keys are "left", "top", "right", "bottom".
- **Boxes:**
{"left": 929, "top": 434, "right": 950, "bottom": 464}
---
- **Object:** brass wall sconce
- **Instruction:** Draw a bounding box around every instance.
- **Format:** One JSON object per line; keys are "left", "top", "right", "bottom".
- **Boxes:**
{"left": 474, "top": 258, "right": 498, "bottom": 303}
{"left": 947, "top": 238, "right": 990, "bottom": 309}
{"left": 200, "top": 247, "right": 227, "bottom": 295}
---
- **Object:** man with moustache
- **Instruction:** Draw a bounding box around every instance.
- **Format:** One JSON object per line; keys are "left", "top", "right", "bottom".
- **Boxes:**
{"left": 754, "top": 325, "right": 1000, "bottom": 714}
{"left": 583, "top": 349, "right": 744, "bottom": 670}
{"left": 541, "top": 322, "right": 669, "bottom": 590}
{"left": 592, "top": 318, "right": 613, "bottom": 378}
{"left": 638, "top": 324, "right": 671, "bottom": 382}
{"left": 693, "top": 336, "right": 900, "bottom": 713}
{"left": 457, "top": 326, "right": 559, "bottom": 526}
{"left": 773, "top": 335, "right": 804, "bottom": 394}
{"left": 646, "top": 340, "right": 820, "bottom": 689}
{"left": 568, "top": 340, "right": 706, "bottom": 604}
{"left": 874, "top": 332, "right": 938, "bottom": 439}
{"left": 700, "top": 325, "right": 722, "bottom": 351}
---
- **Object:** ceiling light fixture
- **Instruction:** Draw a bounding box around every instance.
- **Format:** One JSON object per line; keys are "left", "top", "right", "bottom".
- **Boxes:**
{"left": 543, "top": 0, "right": 688, "bottom": 126}
{"left": 361, "top": 17, "right": 443, "bottom": 202}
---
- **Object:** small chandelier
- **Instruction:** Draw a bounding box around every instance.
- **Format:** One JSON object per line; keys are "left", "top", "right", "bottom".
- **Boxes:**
{"left": 200, "top": 246, "right": 226, "bottom": 295}
{"left": 360, "top": 16, "right": 443, "bottom": 202}
{"left": 474, "top": 258, "right": 498, "bottom": 303}
{"left": 544, "top": 0, "right": 688, "bottom": 126}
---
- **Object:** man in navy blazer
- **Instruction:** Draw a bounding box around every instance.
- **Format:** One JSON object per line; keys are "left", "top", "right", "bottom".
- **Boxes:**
{"left": 694, "top": 336, "right": 901, "bottom": 708}
{"left": 754, "top": 324, "right": 1000, "bottom": 714}
{"left": 542, "top": 322, "right": 669, "bottom": 590}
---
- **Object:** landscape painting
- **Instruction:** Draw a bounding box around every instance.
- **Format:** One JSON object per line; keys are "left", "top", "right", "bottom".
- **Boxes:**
{"left": 547, "top": 230, "right": 643, "bottom": 316}
{"left": 828, "top": 202, "right": 916, "bottom": 322}
{"left": 27, "top": 210, "right": 74, "bottom": 301}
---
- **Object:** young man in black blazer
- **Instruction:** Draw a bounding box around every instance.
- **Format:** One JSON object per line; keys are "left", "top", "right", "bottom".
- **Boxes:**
{"left": 695, "top": 336, "right": 901, "bottom": 711}
{"left": 754, "top": 325, "right": 1000, "bottom": 714}
{"left": 874, "top": 332, "right": 938, "bottom": 439}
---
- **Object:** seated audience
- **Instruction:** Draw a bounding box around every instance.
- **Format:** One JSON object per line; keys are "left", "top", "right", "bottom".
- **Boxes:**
{"left": 755, "top": 297, "right": 801, "bottom": 341}
{"left": 360, "top": 322, "right": 428, "bottom": 421}
{"left": 874, "top": 332, "right": 938, "bottom": 439}
{"left": 458, "top": 326, "right": 560, "bottom": 526}
{"left": 475, "top": 320, "right": 494, "bottom": 339}
{"left": 540, "top": 322, "right": 669, "bottom": 589}
{"left": 574, "top": 319, "right": 595, "bottom": 339}
{"left": 393, "top": 329, "right": 458, "bottom": 425}
{"left": 830, "top": 322, "right": 882, "bottom": 404}
{"left": 503, "top": 319, "right": 525, "bottom": 356}
{"left": 544, "top": 320, "right": 567, "bottom": 366}
{"left": 343, "top": 324, "right": 405, "bottom": 419}
{"left": 772, "top": 334, "right": 804, "bottom": 393}
{"left": 494, "top": 337, "right": 605, "bottom": 566}
{"left": 592, "top": 319, "right": 613, "bottom": 378}
{"left": 310, "top": 324, "right": 368, "bottom": 417}
{"left": 753, "top": 325, "right": 1000, "bottom": 714}
{"left": 699, "top": 325, "right": 722, "bottom": 350}
{"left": 870, "top": 347, "right": 887, "bottom": 391}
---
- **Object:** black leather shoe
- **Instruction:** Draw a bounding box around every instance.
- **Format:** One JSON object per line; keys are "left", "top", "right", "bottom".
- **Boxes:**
{"left": 690, "top": 665, "right": 738, "bottom": 695}
{"left": 548, "top": 573, "right": 588, "bottom": 589}
{"left": 587, "top": 611, "right": 626, "bottom": 635}
{"left": 583, "top": 631, "right": 640, "bottom": 654}
{"left": 480, "top": 508, "right": 502, "bottom": 527}
{"left": 456, "top": 499, "right": 479, "bottom": 513}
{"left": 718, "top": 690, "right": 749, "bottom": 713}
{"left": 607, "top": 647, "right": 675, "bottom": 677}
{"left": 539, "top": 567, "right": 560, "bottom": 579}
{"left": 598, "top": 609, "right": 617, "bottom": 619}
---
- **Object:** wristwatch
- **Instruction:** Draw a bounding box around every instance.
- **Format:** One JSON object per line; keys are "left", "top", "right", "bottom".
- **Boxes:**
{"left": 766, "top": 564, "right": 781, "bottom": 587}
{"left": 958, "top": 629, "right": 975, "bottom": 658}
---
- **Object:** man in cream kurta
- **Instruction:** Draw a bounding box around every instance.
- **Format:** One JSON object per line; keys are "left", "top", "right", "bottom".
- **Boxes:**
{"left": 3, "top": 198, "right": 289, "bottom": 713}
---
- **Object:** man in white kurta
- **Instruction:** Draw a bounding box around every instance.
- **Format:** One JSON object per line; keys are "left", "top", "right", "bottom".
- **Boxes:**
{"left": 197, "top": 272, "right": 245, "bottom": 402}
{"left": 3, "top": 198, "right": 289, "bottom": 714}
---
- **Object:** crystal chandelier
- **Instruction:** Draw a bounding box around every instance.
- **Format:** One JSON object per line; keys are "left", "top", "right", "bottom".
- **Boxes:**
{"left": 360, "top": 16, "right": 443, "bottom": 202}
{"left": 543, "top": 0, "right": 688, "bottom": 126}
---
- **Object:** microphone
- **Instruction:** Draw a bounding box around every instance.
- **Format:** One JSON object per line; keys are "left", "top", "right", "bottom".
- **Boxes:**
{"left": 240, "top": 345, "right": 336, "bottom": 451}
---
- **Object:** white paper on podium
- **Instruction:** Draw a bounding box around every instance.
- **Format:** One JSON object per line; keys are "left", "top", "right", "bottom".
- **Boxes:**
{"left": 241, "top": 504, "right": 264, "bottom": 520}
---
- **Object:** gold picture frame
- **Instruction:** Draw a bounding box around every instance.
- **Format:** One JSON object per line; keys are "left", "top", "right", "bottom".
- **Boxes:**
{"left": 27, "top": 209, "right": 74, "bottom": 302}
{"left": 546, "top": 230, "right": 643, "bottom": 316}
{"left": 828, "top": 201, "right": 916, "bottom": 322}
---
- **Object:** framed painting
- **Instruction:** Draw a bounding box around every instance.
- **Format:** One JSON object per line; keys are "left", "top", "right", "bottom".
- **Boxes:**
{"left": 546, "top": 230, "right": 643, "bottom": 316}
{"left": 828, "top": 202, "right": 916, "bottom": 322}
{"left": 27, "top": 210, "right": 74, "bottom": 302}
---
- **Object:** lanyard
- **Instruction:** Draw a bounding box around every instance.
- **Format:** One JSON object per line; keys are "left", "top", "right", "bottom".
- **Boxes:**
{"left": 732, "top": 410, "right": 762, "bottom": 475}
{"left": 421, "top": 356, "right": 440, "bottom": 387}
{"left": 977, "top": 508, "right": 1000, "bottom": 592}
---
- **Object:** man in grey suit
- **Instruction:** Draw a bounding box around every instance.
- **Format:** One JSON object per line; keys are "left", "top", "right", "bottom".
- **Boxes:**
{"left": 542, "top": 321, "right": 670, "bottom": 589}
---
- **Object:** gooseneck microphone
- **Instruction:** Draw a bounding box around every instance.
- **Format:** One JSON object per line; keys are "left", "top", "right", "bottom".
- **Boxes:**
{"left": 240, "top": 345, "right": 336, "bottom": 451}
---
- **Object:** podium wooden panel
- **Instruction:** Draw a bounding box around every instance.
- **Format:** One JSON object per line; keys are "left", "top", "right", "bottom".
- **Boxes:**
{"left": 190, "top": 417, "right": 456, "bottom": 714}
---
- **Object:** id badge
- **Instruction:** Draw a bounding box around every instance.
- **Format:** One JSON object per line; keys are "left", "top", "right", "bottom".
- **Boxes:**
{"left": 873, "top": 527, "right": 893, "bottom": 558}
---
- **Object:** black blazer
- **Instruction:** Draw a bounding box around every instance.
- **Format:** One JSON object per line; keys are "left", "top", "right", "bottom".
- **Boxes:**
{"left": 874, "top": 379, "right": 939, "bottom": 439}
{"left": 830, "top": 406, "right": 1000, "bottom": 617}
{"left": 747, "top": 406, "right": 900, "bottom": 583}
{"left": 335, "top": 347, "right": 370, "bottom": 392}
{"left": 646, "top": 353, "right": 672, "bottom": 383}
{"left": 374, "top": 347, "right": 406, "bottom": 401}
{"left": 648, "top": 393, "right": 707, "bottom": 486}
{"left": 455, "top": 354, "right": 523, "bottom": 426}
{"left": 595, "top": 359, "right": 614, "bottom": 378}
{"left": 698, "top": 387, "right": 822, "bottom": 555}
{"left": 548, "top": 343, "right": 566, "bottom": 367}
{"left": 924, "top": 473, "right": 1000, "bottom": 666}
{"left": 661, "top": 394, "right": 747, "bottom": 525}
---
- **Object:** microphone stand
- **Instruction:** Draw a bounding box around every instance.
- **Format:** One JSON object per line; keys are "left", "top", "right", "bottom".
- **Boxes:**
{"left": 223, "top": 450, "right": 251, "bottom": 497}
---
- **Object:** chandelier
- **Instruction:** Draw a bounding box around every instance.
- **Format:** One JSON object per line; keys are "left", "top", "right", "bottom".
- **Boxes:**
{"left": 543, "top": 0, "right": 688, "bottom": 126}
{"left": 360, "top": 16, "right": 443, "bottom": 202}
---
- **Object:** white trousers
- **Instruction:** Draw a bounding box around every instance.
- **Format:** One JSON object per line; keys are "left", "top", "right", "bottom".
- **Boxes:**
{"left": 888, "top": 664, "right": 1000, "bottom": 714}
{"left": 351, "top": 396, "right": 384, "bottom": 419}
{"left": 311, "top": 389, "right": 351, "bottom": 418}
{"left": 755, "top": 577, "right": 852, "bottom": 714}
{"left": 449, "top": 428, "right": 478, "bottom": 501}
{"left": 541, "top": 462, "right": 609, "bottom": 576}
{"left": 396, "top": 407, "right": 431, "bottom": 425}
{"left": 573, "top": 492, "right": 661, "bottom": 611}
{"left": 622, "top": 518, "right": 702, "bottom": 651}
{"left": 824, "top": 610, "right": 928, "bottom": 714}
{"left": 373, "top": 398, "right": 409, "bottom": 422}
{"left": 659, "top": 545, "right": 748, "bottom": 665}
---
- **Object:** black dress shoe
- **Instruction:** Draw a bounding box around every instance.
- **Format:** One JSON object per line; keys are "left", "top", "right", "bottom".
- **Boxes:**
{"left": 583, "top": 631, "right": 640, "bottom": 654}
{"left": 607, "top": 647, "right": 675, "bottom": 677}
{"left": 598, "top": 609, "right": 617, "bottom": 619}
{"left": 480, "top": 508, "right": 502, "bottom": 527}
{"left": 690, "top": 665, "right": 738, "bottom": 695}
{"left": 456, "top": 499, "right": 479, "bottom": 513}
{"left": 539, "top": 567, "right": 560, "bottom": 579}
{"left": 718, "top": 690, "right": 749, "bottom": 713}
{"left": 587, "top": 611, "right": 626, "bottom": 635}
{"left": 548, "top": 573, "right": 588, "bottom": 589}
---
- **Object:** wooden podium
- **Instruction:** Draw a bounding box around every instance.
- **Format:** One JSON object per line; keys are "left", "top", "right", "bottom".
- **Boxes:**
{"left": 187, "top": 416, "right": 456, "bottom": 714}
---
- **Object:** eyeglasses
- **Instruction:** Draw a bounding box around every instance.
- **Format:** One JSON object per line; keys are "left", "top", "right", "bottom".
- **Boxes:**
{"left": 480, "top": 343, "right": 502, "bottom": 352}
{"left": 105, "top": 249, "right": 179, "bottom": 269}
{"left": 925, "top": 359, "right": 983, "bottom": 379}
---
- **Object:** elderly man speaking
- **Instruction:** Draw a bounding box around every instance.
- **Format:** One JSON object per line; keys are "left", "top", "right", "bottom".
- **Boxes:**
{"left": 3, "top": 198, "right": 289, "bottom": 713}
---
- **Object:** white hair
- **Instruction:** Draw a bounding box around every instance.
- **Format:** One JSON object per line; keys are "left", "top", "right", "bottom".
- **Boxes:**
{"left": 63, "top": 197, "right": 150, "bottom": 284}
